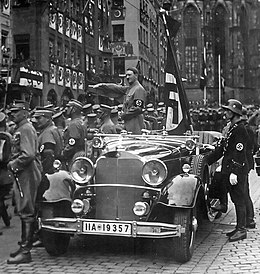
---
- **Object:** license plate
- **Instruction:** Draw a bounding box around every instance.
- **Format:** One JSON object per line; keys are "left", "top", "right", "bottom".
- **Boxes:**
{"left": 82, "top": 221, "right": 132, "bottom": 236}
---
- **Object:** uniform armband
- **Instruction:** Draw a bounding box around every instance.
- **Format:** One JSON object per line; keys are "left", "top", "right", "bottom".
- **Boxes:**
{"left": 134, "top": 99, "right": 144, "bottom": 108}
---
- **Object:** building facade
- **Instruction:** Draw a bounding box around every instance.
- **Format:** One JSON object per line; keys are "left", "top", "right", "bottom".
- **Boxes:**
{"left": 168, "top": 0, "right": 260, "bottom": 105}
{"left": 1, "top": 0, "right": 259, "bottom": 108}
{"left": 110, "top": 0, "right": 166, "bottom": 105}
{"left": 0, "top": 0, "right": 12, "bottom": 107}
{"left": 6, "top": 0, "right": 113, "bottom": 108}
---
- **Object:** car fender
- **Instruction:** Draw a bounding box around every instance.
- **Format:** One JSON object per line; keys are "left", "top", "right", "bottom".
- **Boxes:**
{"left": 160, "top": 174, "right": 202, "bottom": 208}
{"left": 42, "top": 170, "right": 73, "bottom": 202}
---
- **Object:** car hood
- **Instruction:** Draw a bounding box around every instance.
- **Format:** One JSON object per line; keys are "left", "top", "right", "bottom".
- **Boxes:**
{"left": 104, "top": 138, "right": 183, "bottom": 160}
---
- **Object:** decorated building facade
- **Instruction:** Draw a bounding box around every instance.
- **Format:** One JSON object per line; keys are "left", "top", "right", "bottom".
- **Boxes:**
{"left": 168, "top": 0, "right": 260, "bottom": 105}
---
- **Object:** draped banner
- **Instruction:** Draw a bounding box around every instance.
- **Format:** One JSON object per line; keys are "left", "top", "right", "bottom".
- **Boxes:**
{"left": 163, "top": 13, "right": 192, "bottom": 134}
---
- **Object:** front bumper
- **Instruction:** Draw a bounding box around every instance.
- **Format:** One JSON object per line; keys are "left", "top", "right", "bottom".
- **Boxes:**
{"left": 39, "top": 217, "right": 185, "bottom": 238}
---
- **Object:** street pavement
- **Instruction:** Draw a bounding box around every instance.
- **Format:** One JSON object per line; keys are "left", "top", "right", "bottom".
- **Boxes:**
{"left": 0, "top": 170, "right": 260, "bottom": 273}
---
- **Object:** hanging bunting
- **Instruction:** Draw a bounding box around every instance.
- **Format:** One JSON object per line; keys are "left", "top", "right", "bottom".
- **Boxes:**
{"left": 49, "top": 63, "right": 56, "bottom": 84}
{"left": 58, "top": 13, "right": 63, "bottom": 34}
{"left": 49, "top": 12, "right": 56, "bottom": 29}
{"left": 58, "top": 66, "right": 64, "bottom": 86}
{"left": 65, "top": 68, "right": 71, "bottom": 87}
{"left": 65, "top": 17, "right": 70, "bottom": 37}
{"left": 72, "top": 71, "right": 77, "bottom": 90}
{"left": 78, "top": 72, "right": 84, "bottom": 90}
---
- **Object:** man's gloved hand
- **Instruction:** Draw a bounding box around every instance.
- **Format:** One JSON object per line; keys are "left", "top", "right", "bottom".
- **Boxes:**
{"left": 229, "top": 173, "right": 238, "bottom": 185}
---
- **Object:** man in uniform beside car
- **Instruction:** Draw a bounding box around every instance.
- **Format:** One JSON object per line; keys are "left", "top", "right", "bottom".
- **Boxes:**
{"left": 34, "top": 107, "right": 63, "bottom": 174}
{"left": 207, "top": 99, "right": 249, "bottom": 242}
{"left": 7, "top": 101, "right": 42, "bottom": 264}
{"left": 98, "top": 104, "right": 117, "bottom": 134}
{"left": 62, "top": 99, "right": 85, "bottom": 168}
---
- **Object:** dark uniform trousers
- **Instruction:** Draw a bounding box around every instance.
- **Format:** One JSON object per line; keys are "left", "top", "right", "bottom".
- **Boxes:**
{"left": 207, "top": 121, "right": 249, "bottom": 230}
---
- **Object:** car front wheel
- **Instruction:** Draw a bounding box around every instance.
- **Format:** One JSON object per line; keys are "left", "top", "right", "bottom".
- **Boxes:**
{"left": 42, "top": 230, "right": 70, "bottom": 256}
{"left": 172, "top": 208, "right": 197, "bottom": 263}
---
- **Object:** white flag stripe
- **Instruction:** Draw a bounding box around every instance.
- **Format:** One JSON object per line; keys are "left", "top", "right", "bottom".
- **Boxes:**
{"left": 165, "top": 91, "right": 183, "bottom": 131}
{"left": 165, "top": 73, "right": 177, "bottom": 84}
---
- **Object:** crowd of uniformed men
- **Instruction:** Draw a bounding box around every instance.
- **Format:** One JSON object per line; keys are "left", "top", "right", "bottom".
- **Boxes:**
{"left": 1, "top": 94, "right": 260, "bottom": 263}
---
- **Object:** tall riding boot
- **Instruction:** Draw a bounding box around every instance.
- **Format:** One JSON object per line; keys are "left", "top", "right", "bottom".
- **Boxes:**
{"left": 9, "top": 221, "right": 26, "bottom": 257}
{"left": 7, "top": 221, "right": 34, "bottom": 264}
{"left": 0, "top": 201, "right": 11, "bottom": 227}
{"left": 229, "top": 205, "right": 247, "bottom": 242}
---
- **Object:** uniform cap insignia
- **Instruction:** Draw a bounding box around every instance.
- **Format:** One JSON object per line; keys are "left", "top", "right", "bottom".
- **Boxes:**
{"left": 69, "top": 138, "right": 76, "bottom": 146}
{"left": 236, "top": 143, "right": 243, "bottom": 151}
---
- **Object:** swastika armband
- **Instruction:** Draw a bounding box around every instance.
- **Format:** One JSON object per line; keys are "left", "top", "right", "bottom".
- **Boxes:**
{"left": 69, "top": 138, "right": 76, "bottom": 146}
{"left": 134, "top": 99, "right": 144, "bottom": 108}
{"left": 236, "top": 143, "right": 244, "bottom": 151}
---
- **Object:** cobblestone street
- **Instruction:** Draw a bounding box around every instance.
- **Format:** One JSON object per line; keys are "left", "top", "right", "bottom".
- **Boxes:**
{"left": 0, "top": 170, "right": 259, "bottom": 274}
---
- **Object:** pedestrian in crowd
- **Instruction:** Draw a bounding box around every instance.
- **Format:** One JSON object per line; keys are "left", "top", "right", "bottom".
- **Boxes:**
{"left": 0, "top": 112, "right": 14, "bottom": 235}
{"left": 93, "top": 67, "right": 147, "bottom": 134}
{"left": 98, "top": 104, "right": 117, "bottom": 134}
{"left": 7, "top": 101, "right": 42, "bottom": 264}
{"left": 111, "top": 108, "right": 124, "bottom": 133}
{"left": 52, "top": 110, "right": 66, "bottom": 137}
{"left": 62, "top": 99, "right": 85, "bottom": 168}
{"left": 207, "top": 99, "right": 249, "bottom": 242}
{"left": 32, "top": 107, "right": 64, "bottom": 247}
{"left": 145, "top": 107, "right": 159, "bottom": 130}
{"left": 240, "top": 107, "right": 257, "bottom": 229}
{"left": 34, "top": 107, "right": 63, "bottom": 174}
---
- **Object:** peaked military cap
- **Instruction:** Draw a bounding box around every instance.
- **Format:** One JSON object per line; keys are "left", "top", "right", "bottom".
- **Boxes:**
{"left": 100, "top": 104, "right": 112, "bottom": 113}
{"left": 33, "top": 107, "right": 53, "bottom": 118}
{"left": 67, "top": 99, "right": 83, "bottom": 111}
{"left": 9, "top": 100, "right": 30, "bottom": 111}
{"left": 87, "top": 113, "right": 97, "bottom": 119}
{"left": 92, "top": 104, "right": 101, "bottom": 112}
{"left": 52, "top": 111, "right": 63, "bottom": 120}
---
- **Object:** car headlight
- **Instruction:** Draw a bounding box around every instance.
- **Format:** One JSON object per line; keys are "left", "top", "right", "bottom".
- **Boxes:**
{"left": 70, "top": 157, "right": 94, "bottom": 185}
{"left": 92, "top": 137, "right": 104, "bottom": 149}
{"left": 185, "top": 139, "right": 196, "bottom": 150}
{"left": 142, "top": 159, "right": 167, "bottom": 186}
{"left": 133, "top": 201, "right": 150, "bottom": 216}
{"left": 182, "top": 163, "right": 191, "bottom": 173}
{"left": 71, "top": 199, "right": 84, "bottom": 214}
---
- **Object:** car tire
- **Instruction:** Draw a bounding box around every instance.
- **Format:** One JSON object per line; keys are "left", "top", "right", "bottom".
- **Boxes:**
{"left": 191, "top": 155, "right": 210, "bottom": 219}
{"left": 42, "top": 231, "right": 70, "bottom": 256}
{"left": 172, "top": 208, "right": 196, "bottom": 263}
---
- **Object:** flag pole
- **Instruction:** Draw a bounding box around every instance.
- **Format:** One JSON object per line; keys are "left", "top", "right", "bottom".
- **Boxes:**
{"left": 218, "top": 54, "right": 221, "bottom": 107}
{"left": 203, "top": 47, "right": 207, "bottom": 106}
{"left": 160, "top": 9, "right": 193, "bottom": 132}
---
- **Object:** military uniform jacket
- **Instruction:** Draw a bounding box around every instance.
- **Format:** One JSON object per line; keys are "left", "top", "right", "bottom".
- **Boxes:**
{"left": 9, "top": 119, "right": 42, "bottom": 216}
{"left": 122, "top": 81, "right": 146, "bottom": 134}
{"left": 63, "top": 117, "right": 85, "bottom": 160}
{"left": 99, "top": 119, "right": 117, "bottom": 134}
{"left": 38, "top": 121, "right": 63, "bottom": 173}
{"left": 207, "top": 121, "right": 249, "bottom": 175}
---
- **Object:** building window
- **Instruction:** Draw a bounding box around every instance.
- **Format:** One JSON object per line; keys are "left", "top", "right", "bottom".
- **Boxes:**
{"left": 57, "top": 41, "right": 62, "bottom": 63}
{"left": 183, "top": 5, "right": 199, "bottom": 84}
{"left": 14, "top": 34, "right": 30, "bottom": 60}
{"left": 64, "top": 44, "right": 69, "bottom": 65}
{"left": 114, "top": 57, "right": 125, "bottom": 75}
{"left": 77, "top": 49, "right": 81, "bottom": 69}
{"left": 49, "top": 39, "right": 55, "bottom": 59}
{"left": 71, "top": 47, "right": 75, "bottom": 67}
{"left": 113, "top": 25, "right": 124, "bottom": 42}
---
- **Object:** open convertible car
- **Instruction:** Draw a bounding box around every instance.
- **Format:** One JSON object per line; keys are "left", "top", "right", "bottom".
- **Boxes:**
{"left": 38, "top": 131, "right": 221, "bottom": 263}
